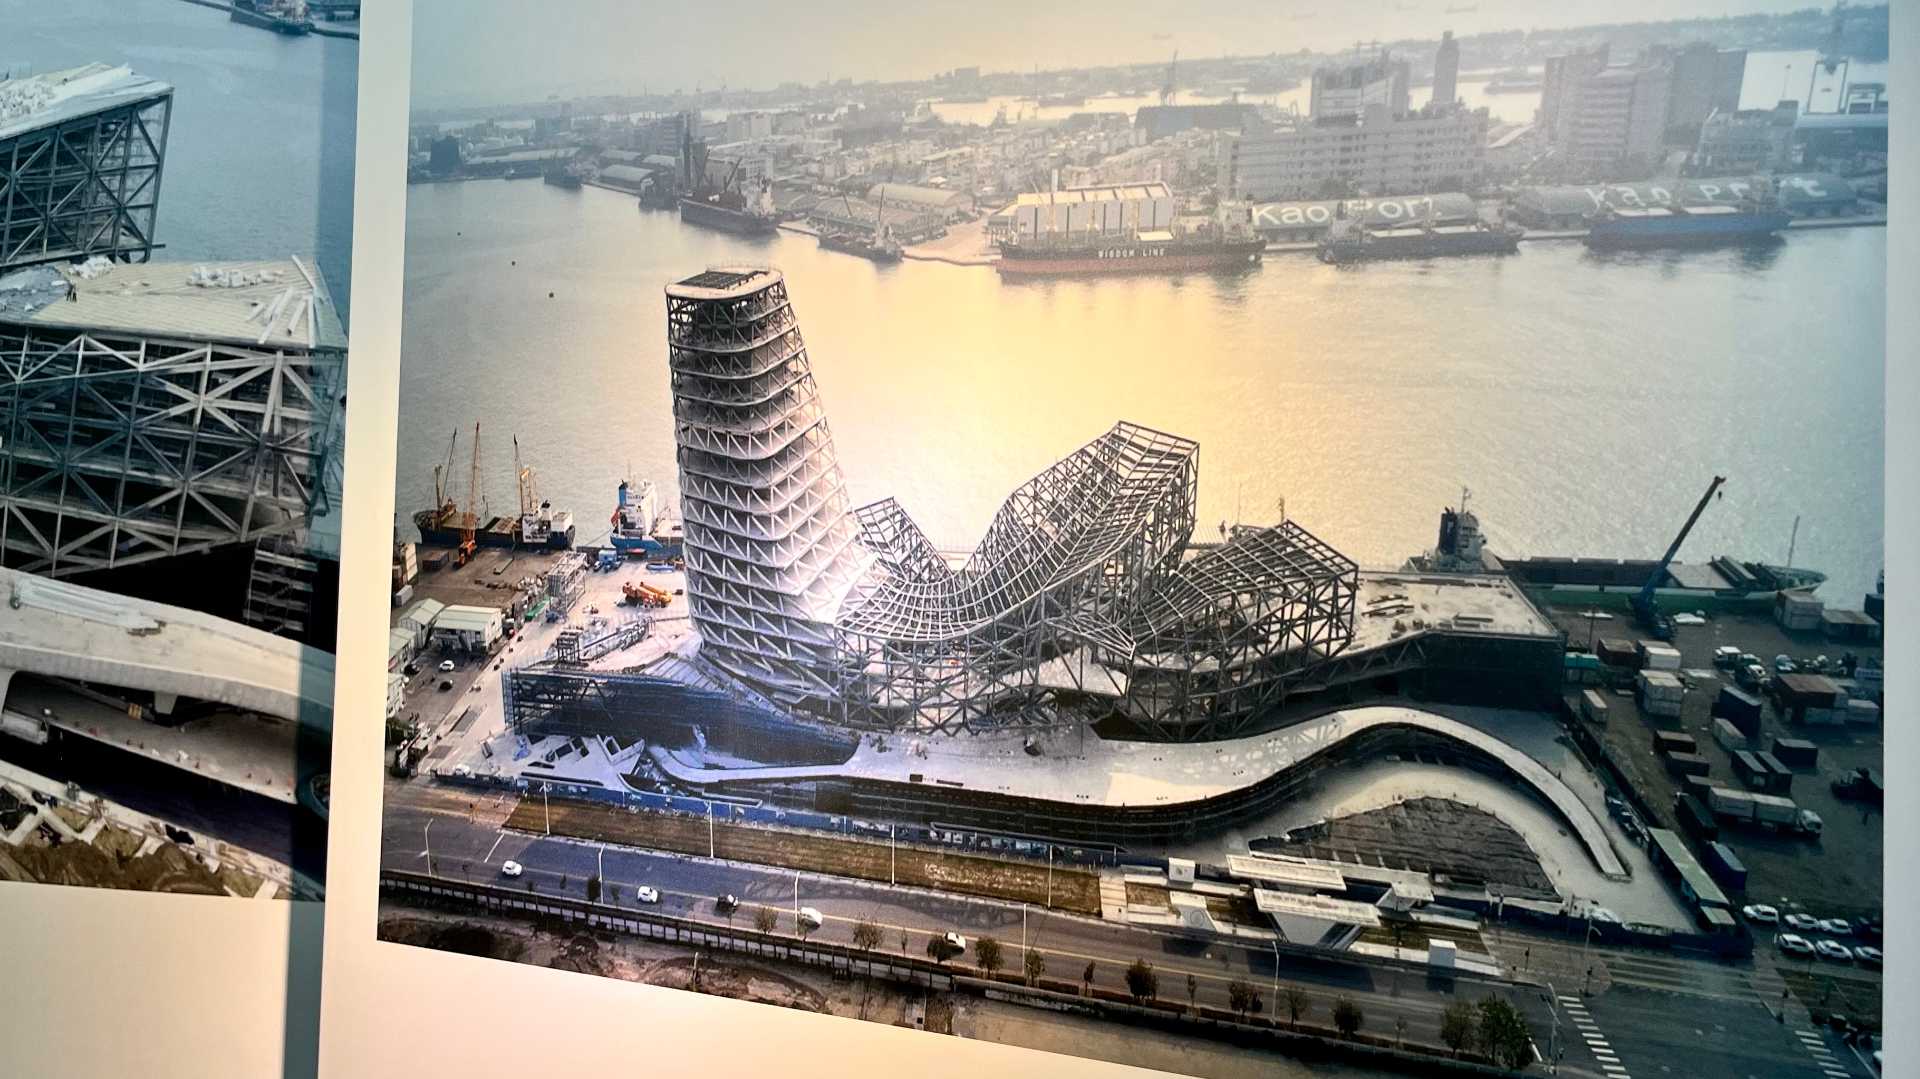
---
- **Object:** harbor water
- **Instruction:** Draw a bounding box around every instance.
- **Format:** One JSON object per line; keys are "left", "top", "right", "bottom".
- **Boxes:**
{"left": 398, "top": 179, "right": 1883, "bottom": 609}
{"left": 6, "top": 0, "right": 359, "bottom": 324}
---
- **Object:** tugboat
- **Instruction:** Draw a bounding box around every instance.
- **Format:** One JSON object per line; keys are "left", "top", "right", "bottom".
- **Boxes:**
{"left": 230, "top": 0, "right": 314, "bottom": 34}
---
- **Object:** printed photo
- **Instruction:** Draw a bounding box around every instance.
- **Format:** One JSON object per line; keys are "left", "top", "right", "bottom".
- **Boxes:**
{"left": 1, "top": 0, "right": 357, "bottom": 899}
{"left": 377, "top": 3, "right": 1886, "bottom": 1075}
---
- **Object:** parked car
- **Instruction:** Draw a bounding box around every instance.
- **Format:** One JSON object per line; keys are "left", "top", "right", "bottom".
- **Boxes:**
{"left": 402, "top": 662, "right": 420, "bottom": 676}
{"left": 797, "top": 906, "right": 824, "bottom": 930}
{"left": 1776, "top": 933, "right": 1815, "bottom": 956}
{"left": 1784, "top": 913, "right": 1821, "bottom": 932}
{"left": 943, "top": 931, "right": 967, "bottom": 953}
{"left": 635, "top": 886, "right": 660, "bottom": 905}
{"left": 501, "top": 860, "right": 524, "bottom": 878}
{"left": 438, "top": 659, "right": 456, "bottom": 672}
{"left": 437, "top": 678, "right": 454, "bottom": 692}
{"left": 1742, "top": 904, "right": 1780, "bottom": 924}
{"left": 1815, "top": 939, "right": 1854, "bottom": 962}
{"left": 1818, "top": 918, "right": 1853, "bottom": 937}
{"left": 1773, "top": 654, "right": 1795, "bottom": 673}
{"left": 1852, "top": 946, "right": 1883, "bottom": 968}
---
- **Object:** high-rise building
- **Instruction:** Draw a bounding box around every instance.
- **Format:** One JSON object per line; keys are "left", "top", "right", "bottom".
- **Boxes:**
{"left": 1310, "top": 53, "right": 1411, "bottom": 121}
{"left": 1663, "top": 43, "right": 1747, "bottom": 136}
{"left": 1432, "top": 32, "right": 1460, "bottom": 110}
{"left": 1540, "top": 45, "right": 1674, "bottom": 177}
{"left": 1218, "top": 104, "right": 1489, "bottom": 201}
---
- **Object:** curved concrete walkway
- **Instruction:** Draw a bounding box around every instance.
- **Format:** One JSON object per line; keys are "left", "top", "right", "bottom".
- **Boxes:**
{"left": 1, "top": 566, "right": 332, "bottom": 729}
{"left": 648, "top": 703, "right": 1625, "bottom": 879}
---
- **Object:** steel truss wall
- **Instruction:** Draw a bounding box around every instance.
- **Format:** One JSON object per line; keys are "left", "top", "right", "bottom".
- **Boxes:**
{"left": 0, "top": 324, "right": 344, "bottom": 577}
{"left": 1, "top": 90, "right": 171, "bottom": 272}
{"left": 661, "top": 267, "right": 1364, "bottom": 741}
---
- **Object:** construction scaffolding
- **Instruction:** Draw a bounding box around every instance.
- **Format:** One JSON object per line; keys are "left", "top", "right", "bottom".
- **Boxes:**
{"left": 1, "top": 64, "right": 173, "bottom": 272}
{"left": 663, "top": 267, "right": 1361, "bottom": 741}
{"left": 0, "top": 259, "right": 345, "bottom": 583}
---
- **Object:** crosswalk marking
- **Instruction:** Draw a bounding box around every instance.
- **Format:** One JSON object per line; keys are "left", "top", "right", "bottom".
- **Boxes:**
{"left": 1790, "top": 1029, "right": 1854, "bottom": 1079}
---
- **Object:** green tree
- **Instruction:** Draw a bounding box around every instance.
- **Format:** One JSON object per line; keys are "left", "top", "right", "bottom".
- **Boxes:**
{"left": 976, "top": 936, "right": 1004, "bottom": 979}
{"left": 1024, "top": 948, "right": 1046, "bottom": 986}
{"left": 606, "top": 883, "right": 621, "bottom": 904}
{"left": 926, "top": 935, "right": 961, "bottom": 965}
{"left": 1283, "top": 986, "right": 1311, "bottom": 1029}
{"left": 852, "top": 918, "right": 884, "bottom": 977}
{"left": 1440, "top": 1000, "right": 1478, "bottom": 1057}
{"left": 1228, "top": 978, "right": 1257, "bottom": 1020}
{"left": 1125, "top": 958, "right": 1159, "bottom": 1003}
{"left": 585, "top": 874, "right": 602, "bottom": 903}
{"left": 1476, "top": 996, "right": 1532, "bottom": 1069}
{"left": 753, "top": 905, "right": 777, "bottom": 949}
{"left": 1332, "top": 997, "right": 1364, "bottom": 1039}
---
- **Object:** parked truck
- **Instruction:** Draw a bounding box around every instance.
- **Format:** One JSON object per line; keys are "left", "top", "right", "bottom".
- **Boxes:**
{"left": 1831, "top": 766, "right": 1884, "bottom": 806}
{"left": 1751, "top": 793, "right": 1823, "bottom": 836}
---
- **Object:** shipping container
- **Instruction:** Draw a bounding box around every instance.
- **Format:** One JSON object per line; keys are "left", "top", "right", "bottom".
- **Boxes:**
{"left": 1712, "top": 685, "right": 1764, "bottom": 721}
{"left": 1845, "top": 699, "right": 1881, "bottom": 725}
{"left": 1756, "top": 752, "right": 1793, "bottom": 792}
{"left": 1751, "top": 793, "right": 1799, "bottom": 826}
{"left": 1581, "top": 688, "right": 1610, "bottom": 724}
{"left": 1596, "top": 638, "right": 1640, "bottom": 668}
{"left": 1665, "top": 752, "right": 1710, "bottom": 778}
{"left": 1675, "top": 796, "right": 1719, "bottom": 842}
{"left": 1703, "top": 842, "right": 1748, "bottom": 891}
{"left": 1711, "top": 717, "right": 1746, "bottom": 752}
{"left": 1769, "top": 737, "right": 1818, "bottom": 769}
{"left": 1708, "top": 787, "right": 1757, "bottom": 821}
{"left": 1638, "top": 642, "right": 1683, "bottom": 671}
{"left": 1654, "top": 730, "right": 1696, "bottom": 755}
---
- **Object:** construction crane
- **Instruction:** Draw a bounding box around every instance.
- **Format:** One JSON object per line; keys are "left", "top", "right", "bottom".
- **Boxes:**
{"left": 1160, "top": 50, "right": 1178, "bottom": 106}
{"left": 1633, "top": 475, "right": 1726, "bottom": 640}
{"left": 455, "top": 421, "right": 481, "bottom": 568}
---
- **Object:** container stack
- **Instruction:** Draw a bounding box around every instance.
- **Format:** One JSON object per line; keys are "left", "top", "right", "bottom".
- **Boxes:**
{"left": 1755, "top": 751, "right": 1793, "bottom": 793}
{"left": 1637, "top": 641, "right": 1683, "bottom": 671}
{"left": 1638, "top": 669, "right": 1686, "bottom": 719}
{"left": 1733, "top": 749, "right": 1791, "bottom": 794}
{"left": 1775, "top": 590, "right": 1824, "bottom": 632}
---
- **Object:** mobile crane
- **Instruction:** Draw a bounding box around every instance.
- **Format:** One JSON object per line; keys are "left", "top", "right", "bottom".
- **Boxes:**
{"left": 1633, "top": 475, "right": 1725, "bottom": 640}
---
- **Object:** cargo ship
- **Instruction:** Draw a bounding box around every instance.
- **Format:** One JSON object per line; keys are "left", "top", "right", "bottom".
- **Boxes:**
{"left": 1404, "top": 496, "right": 1825, "bottom": 610}
{"left": 1317, "top": 219, "right": 1522, "bottom": 263}
{"left": 411, "top": 432, "right": 575, "bottom": 551}
{"left": 995, "top": 228, "right": 1264, "bottom": 277}
{"left": 230, "top": 0, "right": 314, "bottom": 34}
{"left": 606, "top": 479, "right": 683, "bottom": 558}
{"left": 677, "top": 140, "right": 779, "bottom": 236}
{"left": 1584, "top": 203, "right": 1792, "bottom": 250}
{"left": 817, "top": 189, "right": 902, "bottom": 263}
{"left": 543, "top": 168, "right": 583, "bottom": 190}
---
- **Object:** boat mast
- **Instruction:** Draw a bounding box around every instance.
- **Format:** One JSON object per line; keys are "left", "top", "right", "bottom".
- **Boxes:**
{"left": 1786, "top": 514, "right": 1800, "bottom": 569}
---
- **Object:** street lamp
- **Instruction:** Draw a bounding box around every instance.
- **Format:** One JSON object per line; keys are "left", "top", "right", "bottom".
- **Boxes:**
{"left": 1271, "top": 939, "right": 1279, "bottom": 1020}
{"left": 708, "top": 802, "right": 715, "bottom": 859}
{"left": 423, "top": 819, "right": 435, "bottom": 877}
{"left": 541, "top": 782, "right": 551, "bottom": 835}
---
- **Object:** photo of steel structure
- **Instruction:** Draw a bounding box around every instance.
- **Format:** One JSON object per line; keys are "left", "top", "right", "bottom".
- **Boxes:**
{"left": 667, "top": 267, "right": 1358, "bottom": 740}
{"left": 0, "top": 64, "right": 173, "bottom": 273}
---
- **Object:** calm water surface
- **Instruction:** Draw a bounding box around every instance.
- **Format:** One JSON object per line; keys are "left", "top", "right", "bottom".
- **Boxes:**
{"left": 8, "top": 0, "right": 358, "bottom": 322}
{"left": 398, "top": 179, "right": 1883, "bottom": 606}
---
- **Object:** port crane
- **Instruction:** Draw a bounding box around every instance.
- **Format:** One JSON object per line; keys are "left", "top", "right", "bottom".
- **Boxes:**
{"left": 1633, "top": 475, "right": 1726, "bottom": 640}
{"left": 455, "top": 421, "right": 481, "bottom": 568}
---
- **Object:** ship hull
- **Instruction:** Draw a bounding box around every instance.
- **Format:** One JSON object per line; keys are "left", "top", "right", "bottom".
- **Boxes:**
{"left": 1319, "top": 231, "right": 1520, "bottom": 264}
{"left": 414, "top": 514, "right": 573, "bottom": 550}
{"left": 1584, "top": 211, "right": 1792, "bottom": 250}
{"left": 818, "top": 234, "right": 902, "bottom": 263}
{"left": 230, "top": 7, "right": 312, "bottom": 32}
{"left": 996, "top": 241, "right": 1264, "bottom": 277}
{"left": 678, "top": 198, "right": 778, "bottom": 236}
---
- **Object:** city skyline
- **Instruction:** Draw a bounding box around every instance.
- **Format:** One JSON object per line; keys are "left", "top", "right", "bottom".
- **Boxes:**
{"left": 410, "top": 0, "right": 1822, "bottom": 110}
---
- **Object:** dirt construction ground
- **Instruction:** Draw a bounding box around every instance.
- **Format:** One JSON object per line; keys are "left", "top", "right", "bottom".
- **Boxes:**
{"left": 506, "top": 798, "right": 1101, "bottom": 915}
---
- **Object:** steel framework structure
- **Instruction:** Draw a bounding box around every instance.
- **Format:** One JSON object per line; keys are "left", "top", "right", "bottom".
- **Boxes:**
{"left": 0, "top": 322, "right": 344, "bottom": 578}
{"left": 664, "top": 267, "right": 1358, "bottom": 740}
{"left": 1, "top": 81, "right": 171, "bottom": 272}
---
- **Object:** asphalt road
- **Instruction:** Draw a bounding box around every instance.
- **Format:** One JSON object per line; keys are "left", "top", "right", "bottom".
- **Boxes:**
{"left": 381, "top": 780, "right": 1554, "bottom": 1052}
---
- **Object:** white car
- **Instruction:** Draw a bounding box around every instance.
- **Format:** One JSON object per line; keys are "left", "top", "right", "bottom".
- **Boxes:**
{"left": 634, "top": 886, "right": 660, "bottom": 904}
{"left": 1784, "top": 913, "right": 1821, "bottom": 932}
{"left": 438, "top": 659, "right": 456, "bottom": 672}
{"left": 1818, "top": 918, "right": 1852, "bottom": 936}
{"left": 1853, "top": 946, "right": 1883, "bottom": 968}
{"left": 797, "top": 906, "right": 824, "bottom": 930}
{"left": 1815, "top": 939, "right": 1854, "bottom": 962}
{"left": 1776, "top": 933, "right": 1815, "bottom": 956}
{"left": 1742, "top": 904, "right": 1781, "bottom": 924}
{"left": 1774, "top": 654, "right": 1795, "bottom": 672}
{"left": 943, "top": 931, "right": 967, "bottom": 953}
{"left": 500, "top": 860, "right": 524, "bottom": 878}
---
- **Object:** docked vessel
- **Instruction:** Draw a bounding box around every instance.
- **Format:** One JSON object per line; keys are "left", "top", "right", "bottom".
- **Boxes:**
{"left": 410, "top": 430, "right": 575, "bottom": 551}
{"left": 1584, "top": 202, "right": 1792, "bottom": 250}
{"left": 1318, "top": 219, "right": 1522, "bottom": 263}
{"left": 677, "top": 138, "right": 778, "bottom": 235}
{"left": 607, "top": 479, "right": 684, "bottom": 558}
{"left": 543, "top": 168, "right": 583, "bottom": 189}
{"left": 1404, "top": 495, "right": 1826, "bottom": 609}
{"left": 816, "top": 189, "right": 903, "bottom": 263}
{"left": 229, "top": 0, "right": 314, "bottom": 34}
{"left": 996, "top": 228, "right": 1263, "bottom": 277}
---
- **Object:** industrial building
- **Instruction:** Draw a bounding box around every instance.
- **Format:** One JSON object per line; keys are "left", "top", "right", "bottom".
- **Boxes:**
{"left": 1431, "top": 33, "right": 1460, "bottom": 111}
{"left": 0, "top": 256, "right": 346, "bottom": 646}
{"left": 1247, "top": 192, "right": 1478, "bottom": 244}
{"left": 1309, "top": 53, "right": 1411, "bottom": 122}
{"left": 1217, "top": 106, "right": 1489, "bottom": 201}
{"left": 1, "top": 64, "right": 173, "bottom": 274}
{"left": 432, "top": 605, "right": 505, "bottom": 654}
{"left": 1660, "top": 43, "right": 1747, "bottom": 137}
{"left": 1539, "top": 45, "right": 1671, "bottom": 177}
{"left": 1690, "top": 103, "right": 1799, "bottom": 175}
{"left": 1507, "top": 173, "right": 1857, "bottom": 229}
